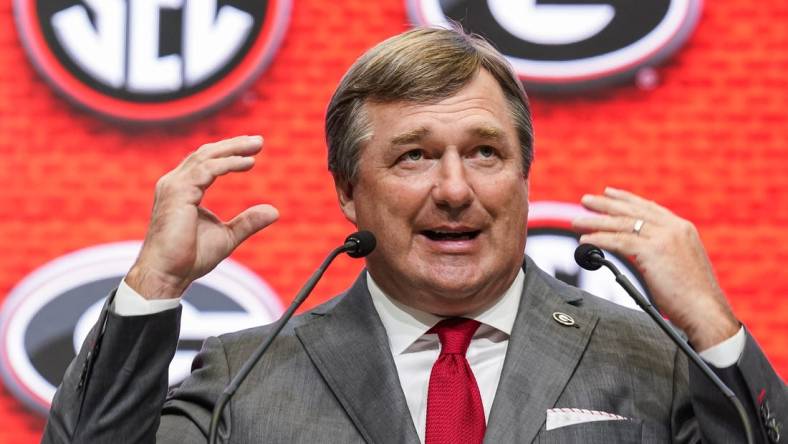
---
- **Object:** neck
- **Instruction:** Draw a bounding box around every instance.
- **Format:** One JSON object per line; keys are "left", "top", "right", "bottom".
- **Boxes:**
{"left": 367, "top": 266, "right": 521, "bottom": 317}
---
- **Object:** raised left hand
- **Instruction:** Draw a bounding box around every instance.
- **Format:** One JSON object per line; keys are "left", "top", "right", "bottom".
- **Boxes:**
{"left": 572, "top": 187, "right": 740, "bottom": 351}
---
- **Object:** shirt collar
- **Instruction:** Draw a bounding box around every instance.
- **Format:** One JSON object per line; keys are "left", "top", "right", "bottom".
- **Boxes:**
{"left": 367, "top": 269, "right": 524, "bottom": 356}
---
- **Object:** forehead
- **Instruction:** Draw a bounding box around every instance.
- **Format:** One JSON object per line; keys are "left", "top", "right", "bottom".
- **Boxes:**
{"left": 362, "top": 70, "right": 516, "bottom": 143}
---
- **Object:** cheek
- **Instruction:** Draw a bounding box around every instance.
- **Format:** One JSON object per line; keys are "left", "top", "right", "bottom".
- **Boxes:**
{"left": 354, "top": 180, "right": 427, "bottom": 226}
{"left": 478, "top": 174, "right": 528, "bottom": 217}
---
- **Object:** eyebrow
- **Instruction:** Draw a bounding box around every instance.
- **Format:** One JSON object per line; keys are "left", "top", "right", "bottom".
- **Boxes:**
{"left": 389, "top": 125, "right": 504, "bottom": 146}
{"left": 471, "top": 126, "right": 504, "bottom": 141}
{"left": 389, "top": 127, "right": 430, "bottom": 146}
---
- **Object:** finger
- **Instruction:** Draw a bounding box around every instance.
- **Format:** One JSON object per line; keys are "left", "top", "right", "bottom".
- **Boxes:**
{"left": 603, "top": 187, "right": 673, "bottom": 218}
{"left": 602, "top": 187, "right": 649, "bottom": 204}
{"left": 581, "top": 193, "right": 672, "bottom": 225}
{"left": 190, "top": 135, "right": 264, "bottom": 162}
{"left": 580, "top": 194, "right": 639, "bottom": 217}
{"left": 572, "top": 215, "right": 655, "bottom": 237}
{"left": 227, "top": 204, "right": 280, "bottom": 245}
{"left": 204, "top": 156, "right": 256, "bottom": 177}
{"left": 578, "top": 231, "right": 642, "bottom": 258}
{"left": 185, "top": 156, "right": 256, "bottom": 188}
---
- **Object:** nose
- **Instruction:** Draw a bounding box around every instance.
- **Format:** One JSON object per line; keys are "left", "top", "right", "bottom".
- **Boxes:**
{"left": 431, "top": 151, "right": 473, "bottom": 213}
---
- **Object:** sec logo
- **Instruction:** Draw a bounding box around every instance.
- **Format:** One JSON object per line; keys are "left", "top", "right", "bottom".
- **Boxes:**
{"left": 0, "top": 242, "right": 283, "bottom": 415}
{"left": 407, "top": 0, "right": 702, "bottom": 90}
{"left": 527, "top": 201, "right": 650, "bottom": 309}
{"left": 13, "top": 0, "right": 291, "bottom": 122}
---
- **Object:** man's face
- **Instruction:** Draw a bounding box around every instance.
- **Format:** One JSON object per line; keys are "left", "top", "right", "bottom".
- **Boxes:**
{"left": 337, "top": 69, "right": 529, "bottom": 316}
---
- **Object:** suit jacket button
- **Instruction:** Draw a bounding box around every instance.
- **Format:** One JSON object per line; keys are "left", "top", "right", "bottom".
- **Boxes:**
{"left": 767, "top": 423, "right": 780, "bottom": 443}
{"left": 765, "top": 416, "right": 781, "bottom": 443}
{"left": 761, "top": 401, "right": 771, "bottom": 422}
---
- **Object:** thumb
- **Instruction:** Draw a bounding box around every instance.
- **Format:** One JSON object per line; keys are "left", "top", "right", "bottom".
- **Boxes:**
{"left": 227, "top": 204, "right": 280, "bottom": 245}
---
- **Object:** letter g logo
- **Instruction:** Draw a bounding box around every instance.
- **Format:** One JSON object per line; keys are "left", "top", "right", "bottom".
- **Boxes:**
{"left": 408, "top": 0, "right": 703, "bottom": 90}
{"left": 0, "top": 242, "right": 283, "bottom": 415}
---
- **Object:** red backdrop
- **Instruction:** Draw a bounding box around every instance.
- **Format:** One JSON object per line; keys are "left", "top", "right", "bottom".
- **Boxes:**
{"left": 0, "top": 0, "right": 786, "bottom": 441}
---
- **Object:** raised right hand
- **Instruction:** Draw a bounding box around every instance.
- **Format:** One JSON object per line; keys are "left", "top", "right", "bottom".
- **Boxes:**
{"left": 125, "top": 135, "right": 279, "bottom": 299}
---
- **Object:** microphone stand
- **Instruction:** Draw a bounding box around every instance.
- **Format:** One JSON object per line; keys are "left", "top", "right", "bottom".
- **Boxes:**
{"left": 207, "top": 233, "right": 373, "bottom": 444}
{"left": 579, "top": 248, "right": 755, "bottom": 444}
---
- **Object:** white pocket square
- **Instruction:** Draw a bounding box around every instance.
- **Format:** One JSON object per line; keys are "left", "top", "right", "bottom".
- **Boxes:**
{"left": 545, "top": 408, "right": 629, "bottom": 431}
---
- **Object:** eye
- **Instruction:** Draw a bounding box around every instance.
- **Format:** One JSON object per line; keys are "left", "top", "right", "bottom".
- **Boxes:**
{"left": 478, "top": 146, "right": 496, "bottom": 158}
{"left": 401, "top": 149, "right": 423, "bottom": 162}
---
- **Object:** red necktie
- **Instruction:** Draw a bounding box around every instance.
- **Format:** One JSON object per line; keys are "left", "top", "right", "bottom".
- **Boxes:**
{"left": 425, "top": 318, "right": 485, "bottom": 444}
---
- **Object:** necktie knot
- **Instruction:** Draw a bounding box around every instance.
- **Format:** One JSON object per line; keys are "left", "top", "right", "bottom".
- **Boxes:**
{"left": 430, "top": 318, "right": 480, "bottom": 355}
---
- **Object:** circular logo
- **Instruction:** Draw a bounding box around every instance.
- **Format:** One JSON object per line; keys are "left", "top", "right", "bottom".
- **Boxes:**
{"left": 407, "top": 0, "right": 702, "bottom": 90}
{"left": 0, "top": 241, "right": 283, "bottom": 415}
{"left": 552, "top": 312, "right": 576, "bottom": 326}
{"left": 526, "top": 201, "right": 650, "bottom": 309}
{"left": 13, "top": 0, "right": 291, "bottom": 122}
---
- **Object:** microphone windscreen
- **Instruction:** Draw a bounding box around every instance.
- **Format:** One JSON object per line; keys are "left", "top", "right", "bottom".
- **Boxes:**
{"left": 345, "top": 231, "right": 377, "bottom": 258}
{"left": 574, "top": 243, "right": 605, "bottom": 270}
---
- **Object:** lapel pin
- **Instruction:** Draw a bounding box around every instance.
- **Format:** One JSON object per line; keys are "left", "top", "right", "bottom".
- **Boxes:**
{"left": 552, "top": 312, "right": 576, "bottom": 327}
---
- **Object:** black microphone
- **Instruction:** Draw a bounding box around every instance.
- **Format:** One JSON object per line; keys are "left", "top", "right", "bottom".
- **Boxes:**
{"left": 344, "top": 230, "right": 376, "bottom": 258}
{"left": 208, "top": 231, "right": 377, "bottom": 444}
{"left": 573, "top": 244, "right": 755, "bottom": 444}
{"left": 573, "top": 243, "right": 604, "bottom": 271}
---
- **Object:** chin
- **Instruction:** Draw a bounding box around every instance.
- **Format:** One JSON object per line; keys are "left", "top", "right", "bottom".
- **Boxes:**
{"left": 418, "top": 270, "right": 488, "bottom": 299}
{"left": 421, "top": 287, "right": 492, "bottom": 316}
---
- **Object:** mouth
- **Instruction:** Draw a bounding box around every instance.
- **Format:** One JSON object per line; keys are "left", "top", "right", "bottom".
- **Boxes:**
{"left": 421, "top": 230, "right": 481, "bottom": 241}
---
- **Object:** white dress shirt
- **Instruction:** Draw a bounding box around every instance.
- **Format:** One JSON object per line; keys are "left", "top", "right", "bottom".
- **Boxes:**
{"left": 367, "top": 271, "right": 524, "bottom": 443}
{"left": 113, "top": 271, "right": 746, "bottom": 442}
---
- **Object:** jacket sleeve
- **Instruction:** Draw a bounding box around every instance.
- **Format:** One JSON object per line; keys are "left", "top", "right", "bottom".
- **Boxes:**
{"left": 679, "top": 328, "right": 786, "bottom": 443}
{"left": 42, "top": 291, "right": 182, "bottom": 444}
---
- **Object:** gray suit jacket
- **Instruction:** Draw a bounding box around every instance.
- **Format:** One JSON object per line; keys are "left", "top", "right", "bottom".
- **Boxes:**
{"left": 44, "top": 257, "right": 785, "bottom": 443}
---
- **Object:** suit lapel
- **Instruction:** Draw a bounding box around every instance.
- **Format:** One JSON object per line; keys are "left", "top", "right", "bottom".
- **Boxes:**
{"left": 485, "top": 258, "right": 599, "bottom": 444}
{"left": 295, "top": 273, "right": 420, "bottom": 444}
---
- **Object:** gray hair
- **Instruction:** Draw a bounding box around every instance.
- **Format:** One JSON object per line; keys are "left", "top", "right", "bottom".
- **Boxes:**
{"left": 325, "top": 27, "right": 534, "bottom": 190}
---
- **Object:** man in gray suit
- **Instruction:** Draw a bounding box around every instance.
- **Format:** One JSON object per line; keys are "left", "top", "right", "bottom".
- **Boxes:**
{"left": 44, "top": 27, "right": 784, "bottom": 443}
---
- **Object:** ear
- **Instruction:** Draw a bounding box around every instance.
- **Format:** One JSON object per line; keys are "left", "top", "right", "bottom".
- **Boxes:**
{"left": 335, "top": 180, "right": 357, "bottom": 225}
